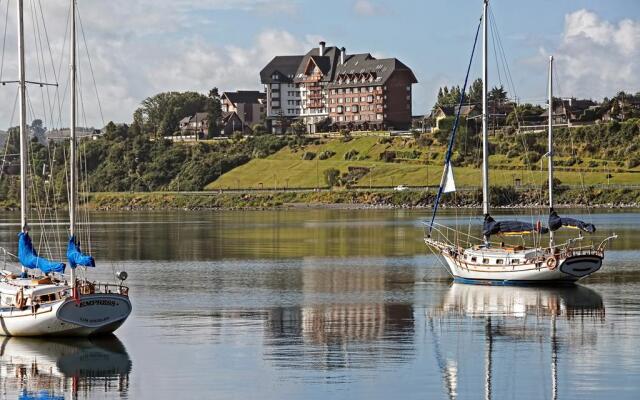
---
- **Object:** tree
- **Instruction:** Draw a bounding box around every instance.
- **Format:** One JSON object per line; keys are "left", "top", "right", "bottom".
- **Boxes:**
{"left": 436, "top": 85, "right": 462, "bottom": 107}
{"left": 207, "top": 87, "right": 222, "bottom": 138}
{"left": 31, "top": 119, "right": 47, "bottom": 144}
{"left": 134, "top": 91, "right": 208, "bottom": 138}
{"left": 467, "top": 78, "right": 483, "bottom": 104}
{"left": 290, "top": 120, "right": 306, "bottom": 136}
{"left": 489, "top": 85, "right": 508, "bottom": 103}
{"left": 324, "top": 168, "right": 340, "bottom": 187}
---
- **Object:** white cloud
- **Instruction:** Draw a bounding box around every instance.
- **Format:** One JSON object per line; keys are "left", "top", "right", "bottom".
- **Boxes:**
{"left": 555, "top": 9, "right": 640, "bottom": 99}
{"left": 353, "top": 0, "right": 383, "bottom": 17}
{"left": 0, "top": 0, "right": 307, "bottom": 129}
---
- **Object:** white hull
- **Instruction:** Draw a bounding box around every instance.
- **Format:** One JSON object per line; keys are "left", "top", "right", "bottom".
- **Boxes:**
{"left": 425, "top": 238, "right": 604, "bottom": 284}
{"left": 0, "top": 293, "right": 131, "bottom": 337}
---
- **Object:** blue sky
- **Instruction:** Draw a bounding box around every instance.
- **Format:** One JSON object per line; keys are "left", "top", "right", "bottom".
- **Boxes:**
{"left": 1, "top": 0, "right": 640, "bottom": 127}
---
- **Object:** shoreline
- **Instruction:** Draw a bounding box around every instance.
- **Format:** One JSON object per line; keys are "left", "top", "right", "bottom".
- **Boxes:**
{"left": 3, "top": 188, "right": 639, "bottom": 212}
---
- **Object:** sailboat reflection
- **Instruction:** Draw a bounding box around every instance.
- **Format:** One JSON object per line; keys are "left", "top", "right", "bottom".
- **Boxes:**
{"left": 429, "top": 284, "right": 604, "bottom": 400}
{"left": 0, "top": 335, "right": 132, "bottom": 399}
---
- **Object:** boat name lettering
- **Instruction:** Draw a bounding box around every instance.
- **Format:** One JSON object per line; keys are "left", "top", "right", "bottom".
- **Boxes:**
{"left": 77, "top": 299, "right": 119, "bottom": 308}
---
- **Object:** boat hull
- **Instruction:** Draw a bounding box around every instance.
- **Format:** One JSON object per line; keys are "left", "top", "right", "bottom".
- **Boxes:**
{"left": 0, "top": 294, "right": 131, "bottom": 337}
{"left": 425, "top": 238, "right": 603, "bottom": 285}
{"left": 441, "top": 255, "right": 581, "bottom": 284}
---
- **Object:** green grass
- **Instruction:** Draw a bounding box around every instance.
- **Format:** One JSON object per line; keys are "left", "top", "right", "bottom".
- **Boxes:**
{"left": 206, "top": 136, "right": 640, "bottom": 190}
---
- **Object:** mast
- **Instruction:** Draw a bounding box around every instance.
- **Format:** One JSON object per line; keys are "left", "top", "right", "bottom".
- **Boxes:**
{"left": 548, "top": 56, "right": 554, "bottom": 248}
{"left": 70, "top": 0, "right": 77, "bottom": 285}
{"left": 481, "top": 0, "right": 490, "bottom": 221}
{"left": 17, "top": 0, "right": 28, "bottom": 234}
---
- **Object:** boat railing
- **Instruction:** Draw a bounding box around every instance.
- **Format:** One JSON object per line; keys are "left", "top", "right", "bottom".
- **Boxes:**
{"left": 423, "top": 222, "right": 484, "bottom": 249}
{"left": 0, "top": 247, "right": 18, "bottom": 269}
{"left": 76, "top": 281, "right": 129, "bottom": 297}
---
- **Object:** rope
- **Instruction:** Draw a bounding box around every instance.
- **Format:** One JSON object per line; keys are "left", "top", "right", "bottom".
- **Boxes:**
{"left": 429, "top": 13, "right": 483, "bottom": 234}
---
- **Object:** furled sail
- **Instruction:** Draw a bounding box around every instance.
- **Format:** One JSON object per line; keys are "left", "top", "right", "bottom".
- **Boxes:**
{"left": 548, "top": 209, "right": 596, "bottom": 233}
{"left": 18, "top": 232, "right": 65, "bottom": 274}
{"left": 483, "top": 215, "right": 549, "bottom": 237}
{"left": 67, "top": 236, "right": 96, "bottom": 269}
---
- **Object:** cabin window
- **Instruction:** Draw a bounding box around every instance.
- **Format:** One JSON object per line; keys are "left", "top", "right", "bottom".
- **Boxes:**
{"left": 482, "top": 258, "right": 490, "bottom": 264}
{"left": 510, "top": 259, "right": 520, "bottom": 264}
{"left": 471, "top": 257, "right": 477, "bottom": 262}
{"left": 496, "top": 259, "right": 504, "bottom": 264}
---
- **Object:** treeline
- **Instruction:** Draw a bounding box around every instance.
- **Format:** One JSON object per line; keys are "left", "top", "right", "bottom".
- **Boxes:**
{"left": 0, "top": 120, "right": 304, "bottom": 207}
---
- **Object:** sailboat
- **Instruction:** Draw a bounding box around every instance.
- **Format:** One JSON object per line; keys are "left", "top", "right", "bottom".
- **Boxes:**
{"left": 0, "top": 0, "right": 131, "bottom": 336}
{"left": 424, "top": 0, "right": 617, "bottom": 284}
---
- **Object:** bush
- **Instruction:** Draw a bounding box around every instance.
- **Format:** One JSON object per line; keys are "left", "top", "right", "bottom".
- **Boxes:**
{"left": 626, "top": 157, "right": 640, "bottom": 169}
{"left": 380, "top": 151, "right": 396, "bottom": 162}
{"left": 523, "top": 150, "right": 541, "bottom": 164}
{"left": 324, "top": 168, "right": 340, "bottom": 187}
{"left": 416, "top": 134, "right": 434, "bottom": 147}
{"left": 344, "top": 149, "right": 359, "bottom": 160}
{"left": 318, "top": 150, "right": 336, "bottom": 160}
{"left": 302, "top": 151, "right": 316, "bottom": 160}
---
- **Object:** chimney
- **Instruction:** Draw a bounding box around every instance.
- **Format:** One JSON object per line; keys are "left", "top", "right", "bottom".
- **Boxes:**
{"left": 340, "top": 47, "right": 346, "bottom": 65}
{"left": 319, "top": 41, "right": 326, "bottom": 56}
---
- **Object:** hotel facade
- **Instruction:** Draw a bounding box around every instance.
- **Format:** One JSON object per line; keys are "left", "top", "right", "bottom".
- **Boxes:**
{"left": 260, "top": 42, "right": 417, "bottom": 133}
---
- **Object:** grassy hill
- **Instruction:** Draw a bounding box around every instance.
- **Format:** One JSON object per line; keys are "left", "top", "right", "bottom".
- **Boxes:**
{"left": 206, "top": 133, "right": 640, "bottom": 190}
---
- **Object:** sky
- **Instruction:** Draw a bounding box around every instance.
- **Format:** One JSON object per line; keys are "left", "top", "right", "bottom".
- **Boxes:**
{"left": 0, "top": 0, "right": 639, "bottom": 129}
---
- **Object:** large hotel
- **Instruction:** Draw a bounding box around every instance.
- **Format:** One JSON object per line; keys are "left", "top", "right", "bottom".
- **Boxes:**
{"left": 260, "top": 42, "right": 417, "bottom": 133}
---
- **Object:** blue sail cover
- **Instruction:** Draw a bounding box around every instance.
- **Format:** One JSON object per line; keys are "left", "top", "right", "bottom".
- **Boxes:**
{"left": 483, "top": 215, "right": 549, "bottom": 237}
{"left": 18, "top": 232, "right": 65, "bottom": 274}
{"left": 548, "top": 210, "right": 596, "bottom": 233}
{"left": 67, "top": 235, "right": 95, "bottom": 269}
{"left": 19, "top": 390, "right": 65, "bottom": 400}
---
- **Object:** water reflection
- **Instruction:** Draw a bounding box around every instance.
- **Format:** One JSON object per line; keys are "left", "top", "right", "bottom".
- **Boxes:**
{"left": 0, "top": 335, "right": 131, "bottom": 399}
{"left": 430, "top": 284, "right": 604, "bottom": 400}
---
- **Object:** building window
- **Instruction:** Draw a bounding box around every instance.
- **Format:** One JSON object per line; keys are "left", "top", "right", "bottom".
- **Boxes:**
{"left": 346, "top": 106, "right": 351, "bottom": 112}
{"left": 353, "top": 97, "right": 358, "bottom": 103}
{"left": 338, "top": 98, "right": 343, "bottom": 104}
{"left": 346, "top": 98, "right": 351, "bottom": 103}
{"left": 377, "top": 114, "right": 383, "bottom": 120}
{"left": 346, "top": 88, "right": 352, "bottom": 94}
{"left": 352, "top": 105, "right": 359, "bottom": 113}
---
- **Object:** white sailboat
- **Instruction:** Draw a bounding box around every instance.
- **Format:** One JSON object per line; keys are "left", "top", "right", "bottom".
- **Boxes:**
{"left": 424, "top": 0, "right": 617, "bottom": 284}
{"left": 0, "top": 0, "right": 131, "bottom": 336}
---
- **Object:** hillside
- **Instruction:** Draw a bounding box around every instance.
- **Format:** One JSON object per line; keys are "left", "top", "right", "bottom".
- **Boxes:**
{"left": 207, "top": 122, "right": 640, "bottom": 190}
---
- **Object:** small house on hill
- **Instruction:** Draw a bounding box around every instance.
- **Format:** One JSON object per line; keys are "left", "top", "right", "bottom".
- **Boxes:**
{"left": 222, "top": 90, "right": 266, "bottom": 128}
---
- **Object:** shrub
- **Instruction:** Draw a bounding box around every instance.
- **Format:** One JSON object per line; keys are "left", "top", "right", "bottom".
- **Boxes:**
{"left": 380, "top": 151, "right": 396, "bottom": 162}
{"left": 416, "top": 134, "right": 434, "bottom": 147}
{"left": 523, "top": 150, "right": 541, "bottom": 164}
{"left": 302, "top": 151, "right": 316, "bottom": 160}
{"left": 626, "top": 157, "right": 640, "bottom": 169}
{"left": 318, "top": 150, "right": 336, "bottom": 160}
{"left": 324, "top": 168, "right": 340, "bottom": 187}
{"left": 344, "top": 149, "right": 359, "bottom": 160}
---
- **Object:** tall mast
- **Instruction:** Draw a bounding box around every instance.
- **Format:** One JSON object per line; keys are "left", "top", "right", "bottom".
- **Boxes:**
{"left": 481, "top": 0, "right": 489, "bottom": 219}
{"left": 548, "top": 56, "right": 554, "bottom": 247}
{"left": 70, "top": 0, "right": 77, "bottom": 285}
{"left": 17, "top": 0, "right": 28, "bottom": 234}
{"left": 69, "top": 0, "right": 77, "bottom": 238}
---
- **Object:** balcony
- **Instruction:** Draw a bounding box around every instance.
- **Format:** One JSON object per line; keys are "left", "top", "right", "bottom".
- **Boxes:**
{"left": 299, "top": 74, "right": 322, "bottom": 83}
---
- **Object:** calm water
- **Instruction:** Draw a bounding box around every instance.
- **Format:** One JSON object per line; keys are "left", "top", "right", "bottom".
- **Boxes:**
{"left": 1, "top": 208, "right": 640, "bottom": 399}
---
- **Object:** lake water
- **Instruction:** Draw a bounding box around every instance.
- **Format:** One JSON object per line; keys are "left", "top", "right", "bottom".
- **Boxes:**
{"left": 1, "top": 208, "right": 640, "bottom": 399}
